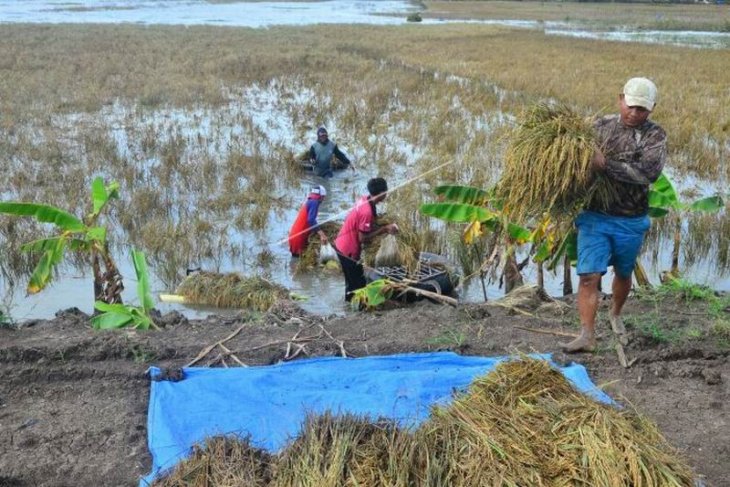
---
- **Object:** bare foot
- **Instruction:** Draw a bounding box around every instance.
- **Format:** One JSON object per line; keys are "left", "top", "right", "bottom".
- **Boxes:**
{"left": 560, "top": 331, "right": 596, "bottom": 353}
{"left": 609, "top": 313, "right": 627, "bottom": 335}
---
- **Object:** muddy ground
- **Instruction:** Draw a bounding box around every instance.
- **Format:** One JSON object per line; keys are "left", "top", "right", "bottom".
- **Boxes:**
{"left": 1, "top": 288, "right": 728, "bottom": 487}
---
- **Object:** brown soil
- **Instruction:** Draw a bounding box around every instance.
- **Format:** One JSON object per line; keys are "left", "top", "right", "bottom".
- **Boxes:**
{"left": 1, "top": 291, "right": 728, "bottom": 487}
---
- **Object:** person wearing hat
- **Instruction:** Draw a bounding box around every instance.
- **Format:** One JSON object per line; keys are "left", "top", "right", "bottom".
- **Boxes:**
{"left": 334, "top": 177, "right": 399, "bottom": 302}
{"left": 562, "top": 77, "right": 667, "bottom": 353}
{"left": 308, "top": 127, "right": 354, "bottom": 178}
{"left": 288, "top": 185, "right": 329, "bottom": 257}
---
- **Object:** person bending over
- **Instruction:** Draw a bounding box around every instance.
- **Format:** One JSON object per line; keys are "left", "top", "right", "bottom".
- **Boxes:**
{"left": 333, "top": 177, "right": 398, "bottom": 302}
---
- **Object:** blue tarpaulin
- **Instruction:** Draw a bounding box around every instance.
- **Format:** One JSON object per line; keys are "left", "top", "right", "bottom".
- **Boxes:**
{"left": 141, "top": 352, "right": 611, "bottom": 486}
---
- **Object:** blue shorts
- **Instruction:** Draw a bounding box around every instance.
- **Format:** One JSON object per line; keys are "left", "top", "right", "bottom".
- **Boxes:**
{"left": 575, "top": 211, "right": 650, "bottom": 278}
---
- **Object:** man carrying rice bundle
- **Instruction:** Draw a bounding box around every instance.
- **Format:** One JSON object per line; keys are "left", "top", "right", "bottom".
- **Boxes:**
{"left": 334, "top": 177, "right": 399, "bottom": 302}
{"left": 562, "top": 77, "right": 667, "bottom": 353}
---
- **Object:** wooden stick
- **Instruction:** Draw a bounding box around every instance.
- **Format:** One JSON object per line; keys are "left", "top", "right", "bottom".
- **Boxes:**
{"left": 400, "top": 284, "right": 458, "bottom": 307}
{"left": 187, "top": 323, "right": 247, "bottom": 367}
{"left": 319, "top": 325, "right": 349, "bottom": 358}
{"left": 615, "top": 343, "right": 631, "bottom": 368}
{"left": 514, "top": 325, "right": 578, "bottom": 338}
{"left": 219, "top": 343, "right": 247, "bottom": 367}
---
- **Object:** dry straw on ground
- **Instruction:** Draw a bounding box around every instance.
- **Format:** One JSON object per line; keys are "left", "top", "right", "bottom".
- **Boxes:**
{"left": 153, "top": 358, "right": 694, "bottom": 487}
{"left": 496, "top": 103, "right": 615, "bottom": 224}
{"left": 175, "top": 272, "right": 289, "bottom": 311}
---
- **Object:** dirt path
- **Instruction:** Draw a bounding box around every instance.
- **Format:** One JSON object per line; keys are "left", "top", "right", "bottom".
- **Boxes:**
{"left": 1, "top": 293, "right": 728, "bottom": 486}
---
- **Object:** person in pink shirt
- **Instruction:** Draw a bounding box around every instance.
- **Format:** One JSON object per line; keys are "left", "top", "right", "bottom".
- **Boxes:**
{"left": 334, "top": 177, "right": 399, "bottom": 302}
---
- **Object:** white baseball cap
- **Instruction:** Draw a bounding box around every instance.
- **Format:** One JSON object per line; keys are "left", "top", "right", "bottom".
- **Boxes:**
{"left": 623, "top": 77, "right": 657, "bottom": 110}
{"left": 310, "top": 185, "right": 327, "bottom": 196}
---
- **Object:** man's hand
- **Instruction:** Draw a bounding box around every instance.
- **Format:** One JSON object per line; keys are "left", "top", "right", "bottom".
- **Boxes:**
{"left": 319, "top": 231, "right": 328, "bottom": 244}
{"left": 387, "top": 223, "right": 399, "bottom": 235}
{"left": 591, "top": 149, "right": 606, "bottom": 170}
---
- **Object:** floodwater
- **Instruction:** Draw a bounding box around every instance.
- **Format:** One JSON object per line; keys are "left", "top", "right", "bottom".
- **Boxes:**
{"left": 1, "top": 0, "right": 729, "bottom": 48}
{"left": 2, "top": 81, "right": 728, "bottom": 322}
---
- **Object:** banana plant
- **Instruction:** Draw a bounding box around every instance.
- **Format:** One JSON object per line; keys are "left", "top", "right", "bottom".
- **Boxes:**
{"left": 420, "top": 185, "right": 535, "bottom": 294}
{"left": 0, "top": 177, "right": 124, "bottom": 304}
{"left": 643, "top": 172, "right": 725, "bottom": 282}
{"left": 91, "top": 249, "right": 157, "bottom": 330}
{"left": 351, "top": 278, "right": 395, "bottom": 310}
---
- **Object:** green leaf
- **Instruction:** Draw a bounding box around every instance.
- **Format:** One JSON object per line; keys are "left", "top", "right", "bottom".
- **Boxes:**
{"left": 91, "top": 177, "right": 108, "bottom": 215}
{"left": 90, "top": 178, "right": 120, "bottom": 217}
{"left": 506, "top": 223, "right": 532, "bottom": 244}
{"left": 93, "top": 301, "right": 130, "bottom": 314}
{"left": 648, "top": 173, "right": 679, "bottom": 210}
{"left": 91, "top": 311, "right": 132, "bottom": 330}
{"left": 434, "top": 185, "right": 490, "bottom": 205}
{"left": 0, "top": 202, "right": 85, "bottom": 232}
{"left": 688, "top": 195, "right": 724, "bottom": 213}
{"left": 547, "top": 230, "right": 577, "bottom": 271}
{"left": 533, "top": 240, "right": 552, "bottom": 262}
{"left": 26, "top": 237, "right": 66, "bottom": 294}
{"left": 86, "top": 226, "right": 107, "bottom": 243}
{"left": 420, "top": 203, "right": 496, "bottom": 223}
{"left": 21, "top": 237, "right": 64, "bottom": 254}
{"left": 132, "top": 249, "right": 154, "bottom": 312}
{"left": 648, "top": 207, "right": 669, "bottom": 218}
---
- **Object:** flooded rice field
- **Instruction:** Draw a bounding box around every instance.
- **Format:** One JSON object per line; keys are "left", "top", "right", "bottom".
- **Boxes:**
{"left": 1, "top": 9, "right": 728, "bottom": 321}
{"left": 1, "top": 68, "right": 728, "bottom": 321}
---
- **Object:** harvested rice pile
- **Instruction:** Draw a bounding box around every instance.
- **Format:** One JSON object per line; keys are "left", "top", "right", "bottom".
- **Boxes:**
{"left": 496, "top": 103, "right": 615, "bottom": 224}
{"left": 175, "top": 272, "right": 289, "bottom": 311}
{"left": 152, "top": 358, "right": 695, "bottom": 487}
{"left": 273, "top": 413, "right": 416, "bottom": 487}
{"left": 421, "top": 358, "right": 694, "bottom": 486}
{"left": 153, "top": 436, "right": 272, "bottom": 487}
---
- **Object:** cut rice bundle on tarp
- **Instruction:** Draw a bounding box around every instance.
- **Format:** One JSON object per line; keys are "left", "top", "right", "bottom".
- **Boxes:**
{"left": 153, "top": 436, "right": 272, "bottom": 487}
{"left": 273, "top": 412, "right": 416, "bottom": 487}
{"left": 420, "top": 358, "right": 694, "bottom": 486}
{"left": 151, "top": 357, "right": 694, "bottom": 487}
{"left": 175, "top": 272, "right": 289, "bottom": 311}
{"left": 496, "top": 103, "right": 616, "bottom": 224}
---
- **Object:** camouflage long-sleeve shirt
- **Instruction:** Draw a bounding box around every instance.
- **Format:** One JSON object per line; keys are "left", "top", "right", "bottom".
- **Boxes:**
{"left": 588, "top": 114, "right": 667, "bottom": 217}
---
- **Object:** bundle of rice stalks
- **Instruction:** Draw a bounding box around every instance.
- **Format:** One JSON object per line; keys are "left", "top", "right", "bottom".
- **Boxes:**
{"left": 152, "top": 436, "right": 272, "bottom": 487}
{"left": 296, "top": 222, "right": 341, "bottom": 273}
{"left": 273, "top": 412, "right": 417, "bottom": 487}
{"left": 361, "top": 218, "right": 427, "bottom": 273}
{"left": 176, "top": 272, "right": 288, "bottom": 311}
{"left": 496, "top": 103, "right": 615, "bottom": 224}
{"left": 418, "top": 357, "right": 695, "bottom": 486}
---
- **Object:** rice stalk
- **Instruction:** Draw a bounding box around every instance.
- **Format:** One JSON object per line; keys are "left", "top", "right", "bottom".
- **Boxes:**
{"left": 496, "top": 103, "right": 616, "bottom": 225}
{"left": 295, "top": 222, "right": 341, "bottom": 273}
{"left": 175, "top": 272, "right": 288, "bottom": 311}
{"left": 152, "top": 436, "right": 272, "bottom": 487}
{"left": 419, "top": 358, "right": 695, "bottom": 486}
{"left": 272, "top": 412, "right": 415, "bottom": 487}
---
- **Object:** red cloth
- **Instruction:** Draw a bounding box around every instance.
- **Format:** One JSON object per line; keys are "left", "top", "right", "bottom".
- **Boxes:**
{"left": 334, "top": 196, "right": 374, "bottom": 260}
{"left": 288, "top": 203, "right": 310, "bottom": 256}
